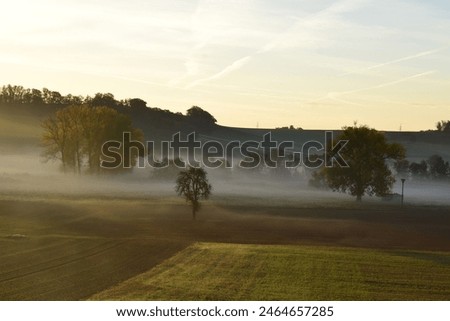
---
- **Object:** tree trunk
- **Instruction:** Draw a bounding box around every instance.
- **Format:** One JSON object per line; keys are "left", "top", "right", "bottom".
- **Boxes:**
{"left": 192, "top": 206, "right": 196, "bottom": 220}
{"left": 356, "top": 194, "right": 362, "bottom": 201}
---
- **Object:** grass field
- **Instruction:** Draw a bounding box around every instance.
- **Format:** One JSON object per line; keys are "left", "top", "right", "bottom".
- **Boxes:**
{"left": 1, "top": 196, "right": 450, "bottom": 300}
{"left": 91, "top": 242, "right": 450, "bottom": 301}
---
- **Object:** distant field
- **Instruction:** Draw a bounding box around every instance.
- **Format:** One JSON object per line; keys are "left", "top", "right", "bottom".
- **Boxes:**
{"left": 92, "top": 242, "right": 450, "bottom": 301}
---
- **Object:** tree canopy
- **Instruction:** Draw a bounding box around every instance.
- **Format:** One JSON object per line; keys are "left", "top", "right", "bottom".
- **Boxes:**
{"left": 186, "top": 106, "right": 217, "bottom": 125}
{"left": 428, "top": 154, "right": 450, "bottom": 178}
{"left": 42, "top": 105, "right": 143, "bottom": 174}
{"left": 318, "top": 125, "right": 406, "bottom": 201}
{"left": 175, "top": 167, "right": 212, "bottom": 219}
{"left": 436, "top": 120, "right": 450, "bottom": 133}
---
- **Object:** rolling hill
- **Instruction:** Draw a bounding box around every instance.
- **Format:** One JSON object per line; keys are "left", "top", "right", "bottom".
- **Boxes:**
{"left": 1, "top": 100, "right": 449, "bottom": 162}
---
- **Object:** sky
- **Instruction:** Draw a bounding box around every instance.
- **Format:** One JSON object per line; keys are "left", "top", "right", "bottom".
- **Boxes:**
{"left": 0, "top": 0, "right": 449, "bottom": 130}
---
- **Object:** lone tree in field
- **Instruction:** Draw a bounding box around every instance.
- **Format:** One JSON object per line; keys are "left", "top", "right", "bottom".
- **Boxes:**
{"left": 176, "top": 167, "right": 212, "bottom": 220}
{"left": 320, "top": 125, "right": 405, "bottom": 201}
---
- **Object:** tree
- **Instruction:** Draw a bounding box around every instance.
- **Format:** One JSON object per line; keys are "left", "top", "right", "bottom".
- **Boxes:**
{"left": 186, "top": 106, "right": 217, "bottom": 125}
{"left": 409, "top": 160, "right": 428, "bottom": 178}
{"left": 41, "top": 88, "right": 63, "bottom": 104}
{"left": 42, "top": 107, "right": 75, "bottom": 172}
{"left": 175, "top": 167, "right": 212, "bottom": 219}
{"left": 62, "top": 94, "right": 84, "bottom": 105}
{"left": 320, "top": 125, "right": 405, "bottom": 201}
{"left": 428, "top": 154, "right": 449, "bottom": 178}
{"left": 89, "top": 93, "right": 117, "bottom": 108}
{"left": 0, "top": 85, "right": 25, "bottom": 103}
{"left": 128, "top": 98, "right": 147, "bottom": 109}
{"left": 22, "top": 88, "right": 44, "bottom": 104}
{"left": 42, "top": 105, "right": 143, "bottom": 174}
{"left": 436, "top": 120, "right": 450, "bottom": 132}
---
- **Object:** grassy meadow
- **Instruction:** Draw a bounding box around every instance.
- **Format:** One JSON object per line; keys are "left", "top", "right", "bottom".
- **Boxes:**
{"left": 91, "top": 242, "right": 450, "bottom": 301}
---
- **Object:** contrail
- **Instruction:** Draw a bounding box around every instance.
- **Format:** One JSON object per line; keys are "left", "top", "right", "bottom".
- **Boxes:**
{"left": 339, "top": 70, "right": 436, "bottom": 95}
{"left": 341, "top": 46, "right": 448, "bottom": 76}
{"left": 185, "top": 56, "right": 252, "bottom": 89}
{"left": 307, "top": 70, "right": 436, "bottom": 105}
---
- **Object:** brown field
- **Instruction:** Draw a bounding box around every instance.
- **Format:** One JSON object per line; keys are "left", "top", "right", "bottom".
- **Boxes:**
{"left": 1, "top": 194, "right": 450, "bottom": 300}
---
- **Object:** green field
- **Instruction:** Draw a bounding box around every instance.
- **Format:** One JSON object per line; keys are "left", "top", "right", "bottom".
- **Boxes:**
{"left": 91, "top": 242, "right": 450, "bottom": 301}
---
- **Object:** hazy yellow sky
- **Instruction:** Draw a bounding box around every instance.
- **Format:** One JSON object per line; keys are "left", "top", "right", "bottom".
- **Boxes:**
{"left": 1, "top": 0, "right": 449, "bottom": 130}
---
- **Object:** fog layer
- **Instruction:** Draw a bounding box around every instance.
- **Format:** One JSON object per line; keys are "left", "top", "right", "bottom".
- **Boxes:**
{"left": 1, "top": 147, "right": 449, "bottom": 207}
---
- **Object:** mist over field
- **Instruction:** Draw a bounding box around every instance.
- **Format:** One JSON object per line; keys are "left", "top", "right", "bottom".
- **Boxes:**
{"left": 1, "top": 144, "right": 449, "bottom": 207}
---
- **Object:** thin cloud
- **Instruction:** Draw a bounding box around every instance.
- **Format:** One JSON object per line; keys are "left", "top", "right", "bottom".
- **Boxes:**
{"left": 182, "top": 0, "right": 368, "bottom": 89}
{"left": 259, "top": 0, "right": 368, "bottom": 53}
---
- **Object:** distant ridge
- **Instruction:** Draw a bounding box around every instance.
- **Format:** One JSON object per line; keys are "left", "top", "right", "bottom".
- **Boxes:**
{"left": 0, "top": 84, "right": 449, "bottom": 160}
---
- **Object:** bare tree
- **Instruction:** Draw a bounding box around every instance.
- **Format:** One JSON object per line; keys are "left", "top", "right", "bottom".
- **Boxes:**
{"left": 175, "top": 167, "right": 212, "bottom": 219}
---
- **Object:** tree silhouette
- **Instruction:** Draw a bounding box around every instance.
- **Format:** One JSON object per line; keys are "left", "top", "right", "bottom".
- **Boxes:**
{"left": 320, "top": 125, "right": 405, "bottom": 201}
{"left": 436, "top": 120, "right": 450, "bottom": 132}
{"left": 175, "top": 167, "right": 212, "bottom": 219}
{"left": 186, "top": 106, "right": 217, "bottom": 125}
{"left": 128, "top": 98, "right": 147, "bottom": 109}
{"left": 89, "top": 93, "right": 117, "bottom": 108}
{"left": 428, "top": 154, "right": 449, "bottom": 178}
{"left": 409, "top": 160, "right": 428, "bottom": 178}
{"left": 42, "top": 105, "right": 143, "bottom": 174}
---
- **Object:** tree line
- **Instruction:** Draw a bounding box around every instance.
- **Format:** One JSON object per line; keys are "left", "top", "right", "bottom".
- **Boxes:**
{"left": 39, "top": 104, "right": 216, "bottom": 174}
{"left": 0, "top": 85, "right": 215, "bottom": 123}
{"left": 395, "top": 155, "right": 450, "bottom": 179}
{"left": 1, "top": 84, "right": 220, "bottom": 142}
{"left": 0, "top": 84, "right": 153, "bottom": 109}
